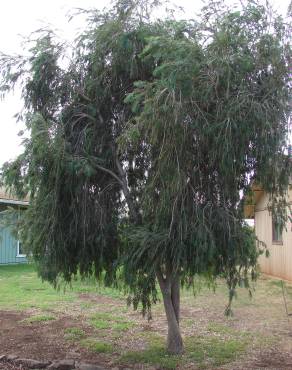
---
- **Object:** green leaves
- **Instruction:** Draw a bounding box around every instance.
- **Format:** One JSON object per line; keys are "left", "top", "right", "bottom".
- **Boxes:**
{"left": 0, "top": 0, "right": 291, "bottom": 318}
{"left": 122, "top": 0, "right": 291, "bottom": 312}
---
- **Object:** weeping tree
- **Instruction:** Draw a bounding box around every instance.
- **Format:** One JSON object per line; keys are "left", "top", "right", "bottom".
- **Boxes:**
{"left": 1, "top": 0, "right": 291, "bottom": 355}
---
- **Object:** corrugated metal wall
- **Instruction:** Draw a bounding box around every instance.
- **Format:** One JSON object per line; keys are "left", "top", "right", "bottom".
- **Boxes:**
{"left": 0, "top": 214, "right": 27, "bottom": 265}
{"left": 255, "top": 190, "right": 292, "bottom": 281}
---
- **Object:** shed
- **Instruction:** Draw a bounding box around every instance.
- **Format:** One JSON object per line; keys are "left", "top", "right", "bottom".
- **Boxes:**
{"left": 0, "top": 188, "right": 29, "bottom": 265}
{"left": 244, "top": 184, "right": 292, "bottom": 281}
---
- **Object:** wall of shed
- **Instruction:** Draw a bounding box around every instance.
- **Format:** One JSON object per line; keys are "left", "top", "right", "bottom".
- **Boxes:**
{"left": 0, "top": 213, "right": 27, "bottom": 265}
{"left": 255, "top": 189, "right": 292, "bottom": 281}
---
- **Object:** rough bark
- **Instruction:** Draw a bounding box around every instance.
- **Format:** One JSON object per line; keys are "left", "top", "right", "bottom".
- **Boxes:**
{"left": 156, "top": 268, "right": 184, "bottom": 355}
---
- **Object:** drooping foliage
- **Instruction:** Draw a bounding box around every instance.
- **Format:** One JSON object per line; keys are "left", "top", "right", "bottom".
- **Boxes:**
{"left": 1, "top": 2, "right": 160, "bottom": 285}
{"left": 0, "top": 0, "right": 291, "bottom": 323}
{"left": 121, "top": 1, "right": 292, "bottom": 312}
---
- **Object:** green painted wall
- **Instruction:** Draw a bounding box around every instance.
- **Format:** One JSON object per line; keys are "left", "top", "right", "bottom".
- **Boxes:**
{"left": 0, "top": 214, "right": 27, "bottom": 265}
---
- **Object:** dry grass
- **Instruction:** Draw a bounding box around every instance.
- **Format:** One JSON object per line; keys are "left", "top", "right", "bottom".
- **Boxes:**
{"left": 1, "top": 264, "right": 292, "bottom": 369}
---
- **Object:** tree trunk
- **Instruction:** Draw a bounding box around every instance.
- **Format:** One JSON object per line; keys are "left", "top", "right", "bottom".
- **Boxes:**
{"left": 115, "top": 156, "right": 141, "bottom": 225}
{"left": 171, "top": 276, "right": 180, "bottom": 324}
{"left": 156, "top": 269, "right": 184, "bottom": 355}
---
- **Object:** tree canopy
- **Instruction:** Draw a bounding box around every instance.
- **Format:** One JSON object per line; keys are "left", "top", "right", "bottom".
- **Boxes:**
{"left": 0, "top": 0, "right": 291, "bottom": 354}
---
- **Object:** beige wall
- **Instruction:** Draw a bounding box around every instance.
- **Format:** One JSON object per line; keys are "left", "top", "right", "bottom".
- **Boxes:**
{"left": 255, "top": 189, "right": 292, "bottom": 280}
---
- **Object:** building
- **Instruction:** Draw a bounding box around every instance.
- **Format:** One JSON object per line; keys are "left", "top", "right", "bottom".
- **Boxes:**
{"left": 0, "top": 188, "right": 29, "bottom": 264}
{"left": 245, "top": 184, "right": 292, "bottom": 281}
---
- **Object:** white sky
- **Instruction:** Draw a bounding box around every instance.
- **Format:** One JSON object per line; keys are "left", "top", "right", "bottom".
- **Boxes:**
{"left": 0, "top": 0, "right": 290, "bottom": 166}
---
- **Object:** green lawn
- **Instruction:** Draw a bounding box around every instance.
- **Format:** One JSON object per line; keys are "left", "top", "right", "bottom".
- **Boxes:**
{"left": 0, "top": 263, "right": 291, "bottom": 369}
{"left": 0, "top": 264, "right": 122, "bottom": 310}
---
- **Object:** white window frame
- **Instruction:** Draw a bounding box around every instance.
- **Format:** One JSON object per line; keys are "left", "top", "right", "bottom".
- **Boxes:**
{"left": 16, "top": 240, "right": 26, "bottom": 258}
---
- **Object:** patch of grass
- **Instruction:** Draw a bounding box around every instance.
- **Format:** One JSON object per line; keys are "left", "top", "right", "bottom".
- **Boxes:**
{"left": 138, "top": 331, "right": 165, "bottom": 346}
{"left": 90, "top": 312, "right": 128, "bottom": 322}
{"left": 90, "top": 318, "right": 112, "bottom": 330}
{"left": 269, "top": 280, "right": 283, "bottom": 288}
{"left": 122, "top": 331, "right": 247, "bottom": 369}
{"left": 64, "top": 327, "right": 86, "bottom": 341}
{"left": 90, "top": 312, "right": 119, "bottom": 321}
{"left": 122, "top": 337, "right": 246, "bottom": 369}
{"left": 0, "top": 264, "right": 122, "bottom": 311}
{"left": 112, "top": 321, "right": 134, "bottom": 332}
{"left": 182, "top": 318, "right": 195, "bottom": 327}
{"left": 120, "top": 333, "right": 182, "bottom": 369}
{"left": 80, "top": 338, "right": 114, "bottom": 353}
{"left": 0, "top": 264, "right": 34, "bottom": 277}
{"left": 268, "top": 280, "right": 292, "bottom": 303}
{"left": 186, "top": 335, "right": 248, "bottom": 368}
{"left": 95, "top": 286, "right": 124, "bottom": 300}
{"left": 22, "top": 314, "right": 56, "bottom": 323}
{"left": 207, "top": 322, "right": 237, "bottom": 336}
{"left": 0, "top": 265, "right": 75, "bottom": 310}
{"left": 80, "top": 302, "right": 96, "bottom": 309}
{"left": 89, "top": 312, "right": 135, "bottom": 332}
{"left": 121, "top": 346, "right": 182, "bottom": 370}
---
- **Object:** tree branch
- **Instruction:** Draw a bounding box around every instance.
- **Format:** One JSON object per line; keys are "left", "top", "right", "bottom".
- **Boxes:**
{"left": 115, "top": 156, "right": 141, "bottom": 224}
{"left": 93, "top": 163, "right": 124, "bottom": 186}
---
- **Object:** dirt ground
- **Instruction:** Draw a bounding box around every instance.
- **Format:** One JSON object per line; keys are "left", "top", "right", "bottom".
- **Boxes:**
{"left": 2, "top": 308, "right": 292, "bottom": 370}
{"left": 2, "top": 271, "right": 292, "bottom": 369}
{"left": 0, "top": 310, "right": 112, "bottom": 368}
{"left": 1, "top": 303, "right": 292, "bottom": 370}
{"left": 0, "top": 361, "right": 24, "bottom": 370}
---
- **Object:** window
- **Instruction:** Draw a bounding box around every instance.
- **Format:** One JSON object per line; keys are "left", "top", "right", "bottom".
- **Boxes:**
{"left": 16, "top": 241, "right": 26, "bottom": 257}
{"left": 272, "top": 217, "right": 283, "bottom": 244}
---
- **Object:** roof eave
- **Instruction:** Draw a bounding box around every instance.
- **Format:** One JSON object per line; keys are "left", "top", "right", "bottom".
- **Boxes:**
{"left": 243, "top": 184, "right": 265, "bottom": 219}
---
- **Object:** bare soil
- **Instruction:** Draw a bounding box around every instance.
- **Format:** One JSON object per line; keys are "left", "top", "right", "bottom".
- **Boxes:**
{"left": 2, "top": 275, "right": 292, "bottom": 369}
{"left": 0, "top": 310, "right": 113, "bottom": 369}
{"left": 0, "top": 361, "right": 24, "bottom": 370}
{"left": 2, "top": 306, "right": 292, "bottom": 370}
